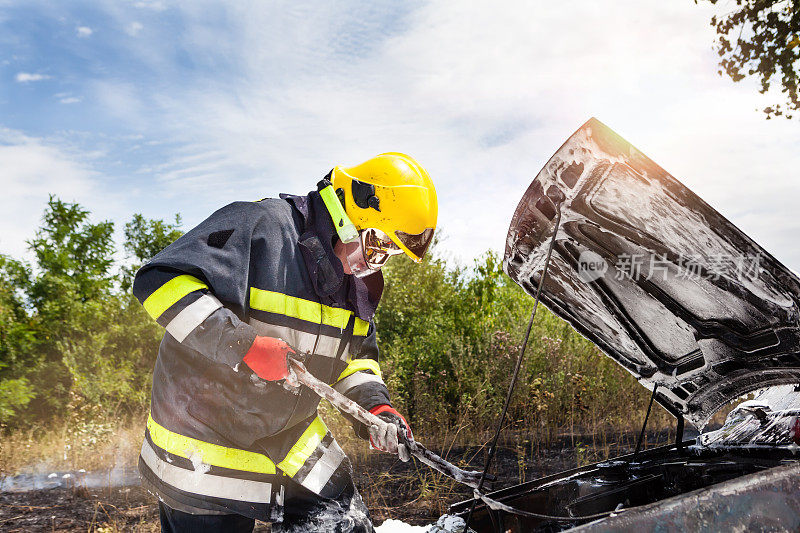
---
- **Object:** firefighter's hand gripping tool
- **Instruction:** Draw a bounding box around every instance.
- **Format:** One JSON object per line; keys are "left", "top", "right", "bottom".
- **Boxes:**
{"left": 285, "top": 355, "right": 492, "bottom": 490}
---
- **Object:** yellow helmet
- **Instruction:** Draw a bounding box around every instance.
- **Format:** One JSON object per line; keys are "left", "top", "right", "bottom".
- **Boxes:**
{"left": 330, "top": 153, "right": 438, "bottom": 262}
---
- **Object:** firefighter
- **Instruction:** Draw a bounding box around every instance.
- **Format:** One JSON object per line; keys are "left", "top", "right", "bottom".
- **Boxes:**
{"left": 132, "top": 153, "right": 438, "bottom": 532}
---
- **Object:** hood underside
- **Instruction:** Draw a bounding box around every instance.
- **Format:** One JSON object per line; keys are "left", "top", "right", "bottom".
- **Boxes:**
{"left": 503, "top": 118, "right": 800, "bottom": 429}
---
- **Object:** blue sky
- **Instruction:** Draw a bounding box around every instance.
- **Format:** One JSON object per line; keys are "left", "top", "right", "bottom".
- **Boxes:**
{"left": 1, "top": 0, "right": 800, "bottom": 271}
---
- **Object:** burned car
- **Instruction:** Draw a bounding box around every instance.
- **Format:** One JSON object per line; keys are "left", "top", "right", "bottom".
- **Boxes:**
{"left": 451, "top": 118, "right": 800, "bottom": 532}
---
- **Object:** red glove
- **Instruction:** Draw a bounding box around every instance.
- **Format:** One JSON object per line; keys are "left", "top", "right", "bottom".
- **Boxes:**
{"left": 369, "top": 405, "right": 413, "bottom": 458}
{"left": 242, "top": 336, "right": 293, "bottom": 381}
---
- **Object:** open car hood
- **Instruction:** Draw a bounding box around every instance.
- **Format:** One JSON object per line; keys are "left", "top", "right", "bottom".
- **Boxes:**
{"left": 503, "top": 118, "right": 800, "bottom": 429}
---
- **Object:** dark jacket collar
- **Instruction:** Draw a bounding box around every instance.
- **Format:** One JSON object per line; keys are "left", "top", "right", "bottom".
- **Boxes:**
{"left": 281, "top": 191, "right": 382, "bottom": 320}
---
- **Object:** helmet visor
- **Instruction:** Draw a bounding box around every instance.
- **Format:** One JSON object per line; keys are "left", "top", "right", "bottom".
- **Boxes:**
{"left": 362, "top": 228, "right": 403, "bottom": 269}
{"left": 395, "top": 228, "right": 435, "bottom": 260}
{"left": 345, "top": 229, "right": 404, "bottom": 278}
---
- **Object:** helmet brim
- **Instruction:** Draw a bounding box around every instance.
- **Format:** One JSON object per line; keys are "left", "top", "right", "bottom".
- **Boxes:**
{"left": 394, "top": 228, "right": 434, "bottom": 262}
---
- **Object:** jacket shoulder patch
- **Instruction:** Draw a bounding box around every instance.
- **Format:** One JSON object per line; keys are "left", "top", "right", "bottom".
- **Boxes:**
{"left": 208, "top": 229, "right": 234, "bottom": 249}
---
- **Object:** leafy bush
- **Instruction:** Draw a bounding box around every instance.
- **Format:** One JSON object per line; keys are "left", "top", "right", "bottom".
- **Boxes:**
{"left": 0, "top": 378, "right": 34, "bottom": 423}
{"left": 377, "top": 249, "right": 660, "bottom": 443}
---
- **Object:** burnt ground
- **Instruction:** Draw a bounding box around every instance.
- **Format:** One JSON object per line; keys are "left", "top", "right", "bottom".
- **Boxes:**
{"left": 0, "top": 484, "right": 159, "bottom": 532}
{"left": 0, "top": 430, "right": 675, "bottom": 531}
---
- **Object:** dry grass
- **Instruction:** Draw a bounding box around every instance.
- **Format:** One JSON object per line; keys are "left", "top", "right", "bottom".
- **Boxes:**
{"left": 0, "top": 414, "right": 145, "bottom": 479}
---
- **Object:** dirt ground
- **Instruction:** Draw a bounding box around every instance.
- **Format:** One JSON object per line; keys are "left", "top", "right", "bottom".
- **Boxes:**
{"left": 0, "top": 432, "right": 672, "bottom": 532}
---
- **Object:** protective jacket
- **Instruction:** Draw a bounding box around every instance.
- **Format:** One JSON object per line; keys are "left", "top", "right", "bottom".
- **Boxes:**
{"left": 133, "top": 191, "right": 391, "bottom": 521}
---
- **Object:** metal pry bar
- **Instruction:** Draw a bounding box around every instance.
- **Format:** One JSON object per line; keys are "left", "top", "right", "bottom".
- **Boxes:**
{"left": 286, "top": 356, "right": 489, "bottom": 489}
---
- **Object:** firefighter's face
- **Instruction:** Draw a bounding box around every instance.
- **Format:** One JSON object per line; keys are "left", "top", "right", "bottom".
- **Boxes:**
{"left": 334, "top": 239, "right": 361, "bottom": 275}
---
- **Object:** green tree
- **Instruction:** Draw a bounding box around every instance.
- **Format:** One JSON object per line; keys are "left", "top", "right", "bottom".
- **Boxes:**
{"left": 697, "top": 0, "right": 800, "bottom": 119}
{"left": 0, "top": 255, "right": 37, "bottom": 423}
{"left": 0, "top": 255, "right": 36, "bottom": 370}
{"left": 28, "top": 195, "right": 115, "bottom": 308}
{"left": 120, "top": 213, "right": 183, "bottom": 290}
{"left": 18, "top": 197, "right": 116, "bottom": 419}
{"left": 375, "top": 248, "right": 460, "bottom": 425}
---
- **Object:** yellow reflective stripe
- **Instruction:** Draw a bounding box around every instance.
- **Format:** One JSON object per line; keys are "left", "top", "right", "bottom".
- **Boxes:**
{"left": 354, "top": 318, "right": 370, "bottom": 337}
{"left": 147, "top": 414, "right": 276, "bottom": 475}
{"left": 276, "top": 417, "right": 328, "bottom": 477}
{"left": 320, "top": 305, "right": 352, "bottom": 330}
{"left": 336, "top": 358, "right": 382, "bottom": 382}
{"left": 250, "top": 288, "right": 320, "bottom": 322}
{"left": 143, "top": 275, "right": 208, "bottom": 320}
{"left": 250, "top": 288, "right": 355, "bottom": 330}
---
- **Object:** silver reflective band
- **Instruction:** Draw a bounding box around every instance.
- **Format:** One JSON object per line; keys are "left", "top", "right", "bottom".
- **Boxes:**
{"left": 333, "top": 371, "right": 384, "bottom": 394}
{"left": 249, "top": 319, "right": 350, "bottom": 360}
{"left": 166, "top": 294, "right": 223, "bottom": 342}
{"left": 299, "top": 440, "right": 345, "bottom": 495}
{"left": 140, "top": 439, "right": 271, "bottom": 504}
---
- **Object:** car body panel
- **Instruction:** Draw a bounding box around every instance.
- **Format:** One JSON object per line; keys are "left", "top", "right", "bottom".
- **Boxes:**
{"left": 503, "top": 117, "right": 800, "bottom": 429}
{"left": 570, "top": 462, "right": 800, "bottom": 533}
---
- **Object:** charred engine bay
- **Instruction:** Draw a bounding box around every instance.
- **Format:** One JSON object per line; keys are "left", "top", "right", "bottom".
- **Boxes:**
{"left": 454, "top": 443, "right": 799, "bottom": 532}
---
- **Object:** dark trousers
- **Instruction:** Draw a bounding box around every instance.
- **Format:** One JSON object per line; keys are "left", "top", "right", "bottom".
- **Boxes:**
{"left": 159, "top": 502, "right": 255, "bottom": 532}
{"left": 159, "top": 480, "right": 374, "bottom": 533}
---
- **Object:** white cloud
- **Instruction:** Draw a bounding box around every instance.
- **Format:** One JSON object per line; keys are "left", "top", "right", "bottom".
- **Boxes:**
{"left": 125, "top": 21, "right": 143, "bottom": 36}
{"left": 15, "top": 72, "right": 50, "bottom": 83}
{"left": 133, "top": 1, "right": 166, "bottom": 11}
{"left": 59, "top": 96, "right": 81, "bottom": 104}
{"left": 0, "top": 129, "right": 96, "bottom": 258}
{"left": 76, "top": 26, "right": 93, "bottom": 37}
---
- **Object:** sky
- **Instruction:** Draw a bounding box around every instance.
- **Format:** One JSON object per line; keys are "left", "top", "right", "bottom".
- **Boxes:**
{"left": 1, "top": 0, "right": 799, "bottom": 271}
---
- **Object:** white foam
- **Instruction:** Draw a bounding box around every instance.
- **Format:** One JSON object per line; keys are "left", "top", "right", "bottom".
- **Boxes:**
{"left": 375, "top": 514, "right": 469, "bottom": 533}
{"left": 375, "top": 519, "right": 428, "bottom": 532}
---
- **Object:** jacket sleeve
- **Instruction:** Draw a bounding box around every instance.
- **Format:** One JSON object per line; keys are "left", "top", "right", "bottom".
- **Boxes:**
{"left": 132, "top": 202, "right": 260, "bottom": 369}
{"left": 331, "top": 321, "right": 393, "bottom": 438}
